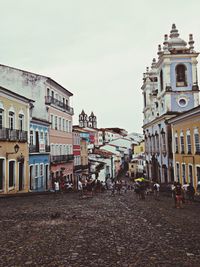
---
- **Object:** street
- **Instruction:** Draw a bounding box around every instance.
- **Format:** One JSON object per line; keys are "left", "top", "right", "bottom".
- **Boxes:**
{"left": 0, "top": 191, "right": 200, "bottom": 267}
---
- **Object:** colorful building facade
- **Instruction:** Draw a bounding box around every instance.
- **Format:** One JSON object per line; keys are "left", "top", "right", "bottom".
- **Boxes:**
{"left": 169, "top": 106, "right": 200, "bottom": 189}
{"left": 0, "top": 86, "right": 33, "bottom": 194}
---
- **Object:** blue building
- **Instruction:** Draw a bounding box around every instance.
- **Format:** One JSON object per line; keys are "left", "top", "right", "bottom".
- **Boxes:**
{"left": 29, "top": 118, "right": 50, "bottom": 191}
{"left": 142, "top": 24, "right": 199, "bottom": 183}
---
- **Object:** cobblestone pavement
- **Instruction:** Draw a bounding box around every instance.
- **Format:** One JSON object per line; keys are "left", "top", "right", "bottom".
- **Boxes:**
{"left": 0, "top": 191, "right": 200, "bottom": 267}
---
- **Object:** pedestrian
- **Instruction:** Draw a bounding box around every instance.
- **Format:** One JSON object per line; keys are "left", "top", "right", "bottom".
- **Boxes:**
{"left": 153, "top": 182, "right": 160, "bottom": 200}
{"left": 182, "top": 182, "right": 189, "bottom": 203}
{"left": 78, "top": 179, "right": 83, "bottom": 198}
{"left": 187, "top": 183, "right": 195, "bottom": 203}
{"left": 54, "top": 180, "right": 59, "bottom": 193}
{"left": 174, "top": 182, "right": 183, "bottom": 208}
{"left": 171, "top": 182, "right": 177, "bottom": 207}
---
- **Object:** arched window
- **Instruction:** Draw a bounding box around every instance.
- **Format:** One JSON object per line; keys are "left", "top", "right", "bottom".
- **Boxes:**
{"left": 176, "top": 64, "right": 187, "bottom": 87}
{"left": 160, "top": 70, "right": 164, "bottom": 91}
{"left": 18, "top": 114, "right": 24, "bottom": 131}
{"left": 9, "top": 111, "right": 15, "bottom": 130}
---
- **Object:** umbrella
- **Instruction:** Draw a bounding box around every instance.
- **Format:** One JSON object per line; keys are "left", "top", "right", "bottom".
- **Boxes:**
{"left": 134, "top": 177, "right": 150, "bottom": 182}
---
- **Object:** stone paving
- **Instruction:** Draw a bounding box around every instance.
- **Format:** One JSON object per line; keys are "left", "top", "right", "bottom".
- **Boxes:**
{"left": 0, "top": 191, "right": 200, "bottom": 267}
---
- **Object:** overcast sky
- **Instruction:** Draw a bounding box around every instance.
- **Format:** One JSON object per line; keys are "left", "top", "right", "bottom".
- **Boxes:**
{"left": 1, "top": 0, "right": 200, "bottom": 133}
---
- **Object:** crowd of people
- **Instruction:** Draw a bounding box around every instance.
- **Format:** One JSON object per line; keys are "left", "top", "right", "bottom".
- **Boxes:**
{"left": 52, "top": 174, "right": 199, "bottom": 207}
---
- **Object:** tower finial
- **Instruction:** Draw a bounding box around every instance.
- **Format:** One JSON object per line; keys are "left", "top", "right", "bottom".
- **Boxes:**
{"left": 169, "top": 23, "right": 179, "bottom": 38}
{"left": 189, "top": 34, "right": 194, "bottom": 51}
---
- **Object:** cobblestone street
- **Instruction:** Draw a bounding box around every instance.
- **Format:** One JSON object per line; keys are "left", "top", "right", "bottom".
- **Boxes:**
{"left": 0, "top": 191, "right": 200, "bottom": 267}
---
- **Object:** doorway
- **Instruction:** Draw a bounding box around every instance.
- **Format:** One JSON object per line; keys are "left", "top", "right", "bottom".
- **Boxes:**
{"left": 19, "top": 162, "right": 24, "bottom": 191}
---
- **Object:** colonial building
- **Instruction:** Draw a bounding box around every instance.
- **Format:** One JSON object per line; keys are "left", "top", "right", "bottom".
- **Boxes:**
{"left": 73, "top": 129, "right": 81, "bottom": 188}
{"left": 0, "top": 64, "right": 74, "bottom": 186}
{"left": 0, "top": 86, "right": 33, "bottom": 194}
{"left": 142, "top": 24, "right": 199, "bottom": 183}
{"left": 29, "top": 117, "right": 50, "bottom": 192}
{"left": 168, "top": 106, "right": 200, "bottom": 189}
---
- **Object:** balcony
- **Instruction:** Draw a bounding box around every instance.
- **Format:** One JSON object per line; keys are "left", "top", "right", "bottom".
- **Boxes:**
{"left": 51, "top": 154, "right": 74, "bottom": 164}
{"left": 45, "top": 96, "right": 74, "bottom": 115}
{"left": 74, "top": 165, "right": 82, "bottom": 171}
{"left": 0, "top": 128, "right": 28, "bottom": 142}
{"left": 29, "top": 145, "right": 50, "bottom": 153}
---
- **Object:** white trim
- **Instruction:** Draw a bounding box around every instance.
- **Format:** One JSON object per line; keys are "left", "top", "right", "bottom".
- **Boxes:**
{"left": 0, "top": 157, "right": 6, "bottom": 192}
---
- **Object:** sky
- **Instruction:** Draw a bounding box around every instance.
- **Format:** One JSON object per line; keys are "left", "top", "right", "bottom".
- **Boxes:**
{"left": 1, "top": 0, "right": 200, "bottom": 133}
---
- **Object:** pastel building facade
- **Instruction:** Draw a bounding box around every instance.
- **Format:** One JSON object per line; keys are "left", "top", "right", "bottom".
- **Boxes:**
{"left": 0, "top": 64, "right": 74, "bottom": 186}
{"left": 29, "top": 118, "right": 50, "bottom": 191}
{"left": 142, "top": 24, "right": 199, "bottom": 183}
{"left": 0, "top": 86, "right": 32, "bottom": 194}
{"left": 169, "top": 106, "right": 200, "bottom": 189}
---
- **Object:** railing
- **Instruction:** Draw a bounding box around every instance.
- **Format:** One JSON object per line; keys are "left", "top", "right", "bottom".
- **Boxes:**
{"left": 74, "top": 165, "right": 82, "bottom": 171}
{"left": 45, "top": 96, "right": 74, "bottom": 115}
{"left": 0, "top": 128, "right": 28, "bottom": 142}
{"left": 29, "top": 145, "right": 51, "bottom": 153}
{"left": 51, "top": 154, "right": 74, "bottom": 164}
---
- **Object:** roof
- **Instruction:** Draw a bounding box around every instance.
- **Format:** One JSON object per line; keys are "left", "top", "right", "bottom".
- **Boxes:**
{"left": 168, "top": 105, "right": 200, "bottom": 124}
{"left": 0, "top": 63, "right": 73, "bottom": 96}
{"left": 0, "top": 85, "right": 34, "bottom": 103}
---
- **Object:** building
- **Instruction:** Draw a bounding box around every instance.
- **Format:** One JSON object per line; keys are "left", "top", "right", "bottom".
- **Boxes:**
{"left": 0, "top": 64, "right": 74, "bottom": 186}
{"left": 168, "top": 105, "right": 200, "bottom": 189}
{"left": 79, "top": 110, "right": 97, "bottom": 128}
{"left": 0, "top": 86, "right": 33, "bottom": 194}
{"left": 29, "top": 117, "right": 50, "bottom": 192}
{"left": 73, "top": 129, "right": 81, "bottom": 188}
{"left": 142, "top": 24, "right": 199, "bottom": 183}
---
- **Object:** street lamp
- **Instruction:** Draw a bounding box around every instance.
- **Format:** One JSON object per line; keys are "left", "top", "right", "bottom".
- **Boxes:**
{"left": 6, "top": 144, "right": 20, "bottom": 159}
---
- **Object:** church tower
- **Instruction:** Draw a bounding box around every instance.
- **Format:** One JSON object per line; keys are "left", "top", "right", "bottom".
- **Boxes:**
{"left": 88, "top": 111, "right": 97, "bottom": 128}
{"left": 142, "top": 24, "right": 199, "bottom": 184}
{"left": 79, "top": 110, "right": 88, "bottom": 127}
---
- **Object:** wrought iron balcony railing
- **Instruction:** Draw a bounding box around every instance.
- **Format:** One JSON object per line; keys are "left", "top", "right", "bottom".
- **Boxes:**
{"left": 29, "top": 145, "right": 50, "bottom": 153}
{"left": 51, "top": 154, "right": 74, "bottom": 164}
{"left": 0, "top": 128, "right": 28, "bottom": 142}
{"left": 45, "top": 96, "right": 74, "bottom": 115}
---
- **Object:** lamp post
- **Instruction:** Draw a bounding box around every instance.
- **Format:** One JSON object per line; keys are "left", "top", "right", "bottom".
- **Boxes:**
{"left": 6, "top": 144, "right": 20, "bottom": 159}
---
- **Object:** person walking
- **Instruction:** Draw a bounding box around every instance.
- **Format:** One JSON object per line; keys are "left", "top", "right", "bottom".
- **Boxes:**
{"left": 78, "top": 179, "right": 83, "bottom": 198}
{"left": 174, "top": 182, "right": 183, "bottom": 208}
{"left": 54, "top": 180, "right": 60, "bottom": 193}
{"left": 153, "top": 182, "right": 160, "bottom": 200}
{"left": 187, "top": 183, "right": 195, "bottom": 203}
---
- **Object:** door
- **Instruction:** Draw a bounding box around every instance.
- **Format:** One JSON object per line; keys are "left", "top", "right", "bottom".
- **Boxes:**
{"left": 19, "top": 162, "right": 24, "bottom": 191}
{"left": 30, "top": 165, "right": 33, "bottom": 190}
{"left": 0, "top": 159, "right": 4, "bottom": 190}
{"left": 45, "top": 165, "right": 49, "bottom": 190}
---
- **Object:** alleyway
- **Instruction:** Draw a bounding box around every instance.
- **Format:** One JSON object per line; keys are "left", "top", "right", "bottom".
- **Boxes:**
{"left": 0, "top": 191, "right": 200, "bottom": 267}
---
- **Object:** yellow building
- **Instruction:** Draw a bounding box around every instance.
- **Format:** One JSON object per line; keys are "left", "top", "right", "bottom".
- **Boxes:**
{"left": 134, "top": 141, "right": 145, "bottom": 155}
{"left": 0, "top": 86, "right": 33, "bottom": 194}
{"left": 169, "top": 106, "right": 200, "bottom": 190}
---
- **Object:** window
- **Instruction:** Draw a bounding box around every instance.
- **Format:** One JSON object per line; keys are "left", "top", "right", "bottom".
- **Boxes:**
{"left": 47, "top": 88, "right": 50, "bottom": 96}
{"left": 30, "top": 130, "right": 34, "bottom": 145}
{"left": 186, "top": 131, "right": 191, "bottom": 154}
{"left": 156, "top": 134, "right": 159, "bottom": 153}
{"left": 180, "top": 132, "right": 184, "bottom": 153}
{"left": 40, "top": 164, "right": 44, "bottom": 176}
{"left": 45, "top": 132, "right": 48, "bottom": 146}
{"left": 182, "top": 164, "right": 186, "bottom": 184}
{"left": 50, "top": 115, "right": 54, "bottom": 129}
{"left": 40, "top": 131, "right": 44, "bottom": 140}
{"left": 59, "top": 117, "right": 62, "bottom": 131}
{"left": 55, "top": 116, "right": 58, "bottom": 130}
{"left": 66, "top": 120, "right": 69, "bottom": 132}
{"left": 9, "top": 161, "right": 15, "bottom": 187}
{"left": 160, "top": 69, "right": 164, "bottom": 91}
{"left": 69, "top": 121, "right": 72, "bottom": 133}
{"left": 175, "top": 133, "right": 178, "bottom": 153}
{"left": 18, "top": 114, "right": 24, "bottom": 131}
{"left": 9, "top": 111, "right": 15, "bottom": 130}
{"left": 176, "top": 64, "right": 187, "bottom": 87}
{"left": 176, "top": 163, "right": 180, "bottom": 182}
{"left": 188, "top": 165, "right": 193, "bottom": 185}
{"left": 194, "top": 129, "right": 200, "bottom": 154}
{"left": 0, "top": 110, "right": 4, "bottom": 129}
{"left": 62, "top": 119, "right": 65, "bottom": 131}
{"left": 35, "top": 165, "right": 39, "bottom": 177}
{"left": 161, "top": 131, "right": 166, "bottom": 153}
